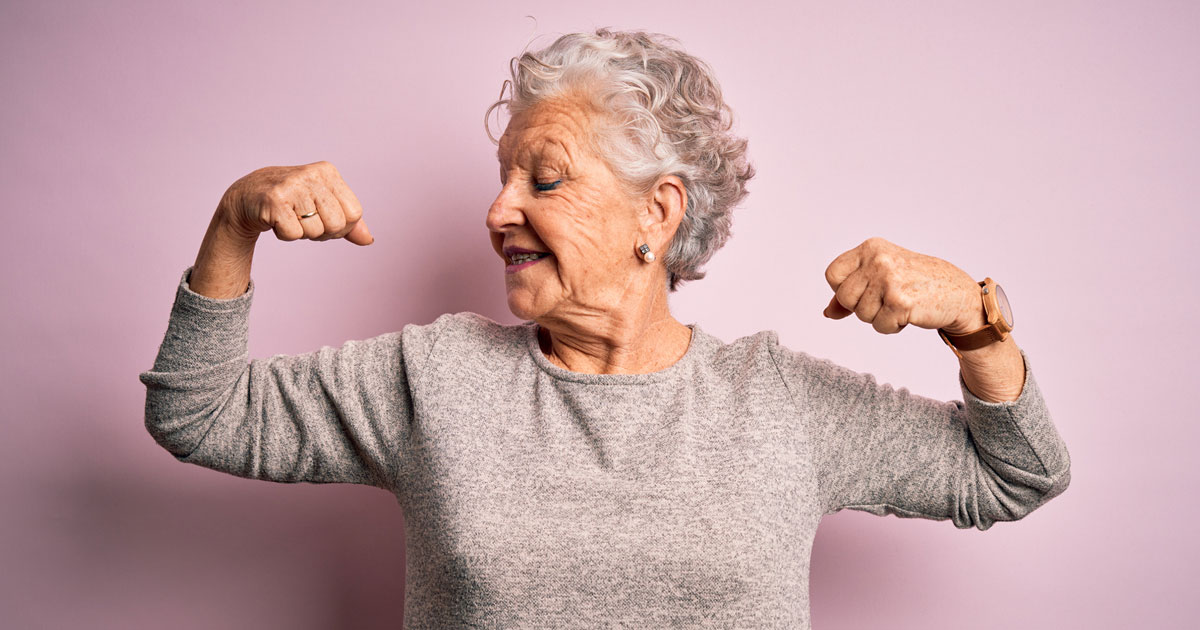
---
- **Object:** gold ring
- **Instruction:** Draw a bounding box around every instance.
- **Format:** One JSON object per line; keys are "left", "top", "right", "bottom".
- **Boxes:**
{"left": 298, "top": 210, "right": 319, "bottom": 219}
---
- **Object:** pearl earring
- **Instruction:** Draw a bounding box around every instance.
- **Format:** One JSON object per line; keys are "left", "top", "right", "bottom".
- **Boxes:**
{"left": 638, "top": 243, "right": 656, "bottom": 263}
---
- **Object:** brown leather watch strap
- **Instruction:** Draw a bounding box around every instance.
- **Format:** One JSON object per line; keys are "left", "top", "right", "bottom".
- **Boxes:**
{"left": 941, "top": 325, "right": 1005, "bottom": 351}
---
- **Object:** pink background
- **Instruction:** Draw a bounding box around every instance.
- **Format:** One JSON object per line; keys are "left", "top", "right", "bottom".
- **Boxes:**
{"left": 3, "top": 1, "right": 1196, "bottom": 628}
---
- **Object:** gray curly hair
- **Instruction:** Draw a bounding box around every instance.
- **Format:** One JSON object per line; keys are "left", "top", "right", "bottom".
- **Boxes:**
{"left": 485, "top": 28, "right": 755, "bottom": 292}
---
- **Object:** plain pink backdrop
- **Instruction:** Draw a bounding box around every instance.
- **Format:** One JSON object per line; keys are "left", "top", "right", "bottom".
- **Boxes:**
{"left": 2, "top": 1, "right": 1196, "bottom": 628}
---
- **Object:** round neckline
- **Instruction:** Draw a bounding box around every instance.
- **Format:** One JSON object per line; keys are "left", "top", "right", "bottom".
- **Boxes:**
{"left": 524, "top": 321, "right": 705, "bottom": 384}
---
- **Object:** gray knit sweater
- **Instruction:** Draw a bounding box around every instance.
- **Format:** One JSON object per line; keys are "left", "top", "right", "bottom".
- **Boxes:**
{"left": 140, "top": 266, "right": 1071, "bottom": 629}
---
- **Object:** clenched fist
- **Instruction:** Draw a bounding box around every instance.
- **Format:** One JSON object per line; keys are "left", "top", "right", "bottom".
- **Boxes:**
{"left": 822, "top": 237, "right": 984, "bottom": 335}
{"left": 217, "top": 160, "right": 373, "bottom": 245}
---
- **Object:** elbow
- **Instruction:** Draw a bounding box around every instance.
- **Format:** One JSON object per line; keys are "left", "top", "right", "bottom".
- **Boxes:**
{"left": 1009, "top": 464, "right": 1072, "bottom": 525}
{"left": 964, "top": 452, "right": 1072, "bottom": 531}
{"left": 139, "top": 361, "right": 251, "bottom": 464}
{"left": 1041, "top": 462, "right": 1071, "bottom": 504}
{"left": 1031, "top": 443, "right": 1072, "bottom": 509}
{"left": 143, "top": 393, "right": 218, "bottom": 460}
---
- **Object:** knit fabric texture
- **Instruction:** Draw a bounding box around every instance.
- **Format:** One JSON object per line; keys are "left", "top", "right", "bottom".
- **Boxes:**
{"left": 140, "top": 266, "right": 1071, "bottom": 628}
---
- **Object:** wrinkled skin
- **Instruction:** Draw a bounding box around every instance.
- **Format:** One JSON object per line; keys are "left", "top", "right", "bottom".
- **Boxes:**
{"left": 485, "top": 92, "right": 692, "bottom": 374}
{"left": 822, "top": 236, "right": 984, "bottom": 335}
{"left": 822, "top": 236, "right": 1028, "bottom": 401}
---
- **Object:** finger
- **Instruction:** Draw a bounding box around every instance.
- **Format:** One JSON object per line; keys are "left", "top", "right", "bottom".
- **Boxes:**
{"left": 312, "top": 189, "right": 347, "bottom": 241}
{"left": 824, "top": 246, "right": 863, "bottom": 291}
{"left": 331, "top": 185, "right": 373, "bottom": 245}
{"left": 332, "top": 181, "right": 364, "bottom": 225}
{"left": 833, "top": 269, "right": 869, "bottom": 314}
{"left": 853, "top": 278, "right": 885, "bottom": 325}
{"left": 271, "top": 201, "right": 304, "bottom": 241}
{"left": 344, "top": 218, "right": 374, "bottom": 246}
{"left": 824, "top": 295, "right": 853, "bottom": 319}
{"left": 872, "top": 303, "right": 910, "bottom": 334}
{"left": 296, "top": 196, "right": 324, "bottom": 240}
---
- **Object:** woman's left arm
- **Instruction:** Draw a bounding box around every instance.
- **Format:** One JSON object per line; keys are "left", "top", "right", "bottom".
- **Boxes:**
{"left": 803, "top": 236, "right": 1073, "bottom": 528}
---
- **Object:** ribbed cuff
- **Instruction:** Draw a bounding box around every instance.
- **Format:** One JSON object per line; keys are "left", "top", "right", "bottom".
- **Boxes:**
{"left": 177, "top": 265, "right": 255, "bottom": 312}
{"left": 147, "top": 266, "right": 256, "bottom": 373}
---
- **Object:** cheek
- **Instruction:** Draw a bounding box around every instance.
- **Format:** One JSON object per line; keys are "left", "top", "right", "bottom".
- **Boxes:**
{"left": 553, "top": 190, "right": 632, "bottom": 260}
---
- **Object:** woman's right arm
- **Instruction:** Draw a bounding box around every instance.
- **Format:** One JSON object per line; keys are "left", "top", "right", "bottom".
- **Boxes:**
{"left": 139, "top": 162, "right": 443, "bottom": 491}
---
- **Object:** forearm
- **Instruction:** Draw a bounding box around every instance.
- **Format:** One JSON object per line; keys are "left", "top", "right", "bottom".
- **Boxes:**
{"left": 189, "top": 209, "right": 259, "bottom": 299}
{"left": 956, "top": 334, "right": 1026, "bottom": 403}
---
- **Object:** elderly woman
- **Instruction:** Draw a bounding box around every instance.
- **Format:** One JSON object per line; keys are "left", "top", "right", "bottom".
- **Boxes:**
{"left": 140, "top": 29, "right": 1070, "bottom": 629}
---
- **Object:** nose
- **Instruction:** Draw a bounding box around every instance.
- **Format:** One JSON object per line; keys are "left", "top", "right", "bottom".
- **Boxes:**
{"left": 485, "top": 183, "right": 526, "bottom": 235}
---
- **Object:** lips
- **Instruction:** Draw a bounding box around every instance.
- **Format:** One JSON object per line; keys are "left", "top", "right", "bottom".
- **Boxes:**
{"left": 501, "top": 246, "right": 551, "bottom": 275}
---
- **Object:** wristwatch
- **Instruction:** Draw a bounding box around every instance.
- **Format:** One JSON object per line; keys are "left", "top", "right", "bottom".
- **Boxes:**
{"left": 938, "top": 277, "right": 1014, "bottom": 360}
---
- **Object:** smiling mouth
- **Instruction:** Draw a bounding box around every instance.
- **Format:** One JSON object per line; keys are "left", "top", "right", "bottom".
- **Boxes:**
{"left": 502, "top": 245, "right": 552, "bottom": 264}
{"left": 505, "top": 252, "right": 552, "bottom": 274}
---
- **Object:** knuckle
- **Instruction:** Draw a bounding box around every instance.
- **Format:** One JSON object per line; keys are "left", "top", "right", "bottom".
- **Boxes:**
{"left": 302, "top": 221, "right": 323, "bottom": 238}
{"left": 255, "top": 208, "right": 274, "bottom": 230}
{"left": 321, "top": 202, "right": 346, "bottom": 230}
{"left": 277, "top": 225, "right": 301, "bottom": 241}
{"left": 864, "top": 235, "right": 889, "bottom": 248}
{"left": 885, "top": 291, "right": 913, "bottom": 310}
{"left": 311, "top": 161, "right": 339, "bottom": 180}
{"left": 824, "top": 265, "right": 840, "bottom": 287}
{"left": 294, "top": 165, "right": 321, "bottom": 184}
{"left": 263, "top": 188, "right": 288, "bottom": 207}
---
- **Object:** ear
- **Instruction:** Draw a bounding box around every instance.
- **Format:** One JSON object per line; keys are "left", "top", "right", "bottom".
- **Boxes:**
{"left": 639, "top": 174, "right": 687, "bottom": 250}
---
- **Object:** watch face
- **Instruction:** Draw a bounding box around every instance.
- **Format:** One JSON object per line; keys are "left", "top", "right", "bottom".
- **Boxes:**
{"left": 995, "top": 284, "right": 1013, "bottom": 328}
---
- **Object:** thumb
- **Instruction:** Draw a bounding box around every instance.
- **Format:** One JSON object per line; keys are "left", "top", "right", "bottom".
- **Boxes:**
{"left": 344, "top": 218, "right": 374, "bottom": 246}
{"left": 824, "top": 295, "right": 852, "bottom": 319}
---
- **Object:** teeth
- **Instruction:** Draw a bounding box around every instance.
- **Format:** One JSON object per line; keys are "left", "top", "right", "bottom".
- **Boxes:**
{"left": 510, "top": 252, "right": 546, "bottom": 264}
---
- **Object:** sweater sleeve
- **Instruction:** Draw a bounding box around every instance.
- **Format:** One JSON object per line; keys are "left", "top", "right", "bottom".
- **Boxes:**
{"left": 138, "top": 266, "right": 445, "bottom": 491}
{"left": 768, "top": 335, "right": 1071, "bottom": 531}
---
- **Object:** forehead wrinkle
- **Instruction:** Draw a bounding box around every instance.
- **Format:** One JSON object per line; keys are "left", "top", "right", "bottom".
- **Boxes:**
{"left": 519, "top": 97, "right": 596, "bottom": 154}
{"left": 525, "top": 137, "right": 573, "bottom": 170}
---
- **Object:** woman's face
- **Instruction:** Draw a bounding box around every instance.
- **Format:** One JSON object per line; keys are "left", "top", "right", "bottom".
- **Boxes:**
{"left": 487, "top": 93, "right": 651, "bottom": 323}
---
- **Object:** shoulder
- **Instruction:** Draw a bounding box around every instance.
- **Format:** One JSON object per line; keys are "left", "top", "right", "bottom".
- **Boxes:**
{"left": 695, "top": 327, "right": 792, "bottom": 384}
{"left": 407, "top": 310, "right": 525, "bottom": 344}
{"left": 701, "top": 326, "right": 848, "bottom": 389}
{"left": 400, "top": 311, "right": 528, "bottom": 370}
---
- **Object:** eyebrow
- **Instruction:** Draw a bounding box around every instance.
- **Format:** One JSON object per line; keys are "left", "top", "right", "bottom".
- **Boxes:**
{"left": 496, "top": 139, "right": 567, "bottom": 173}
{"left": 496, "top": 140, "right": 514, "bottom": 167}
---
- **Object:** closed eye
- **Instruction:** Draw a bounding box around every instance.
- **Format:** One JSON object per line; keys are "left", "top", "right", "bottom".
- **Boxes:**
{"left": 535, "top": 179, "right": 562, "bottom": 192}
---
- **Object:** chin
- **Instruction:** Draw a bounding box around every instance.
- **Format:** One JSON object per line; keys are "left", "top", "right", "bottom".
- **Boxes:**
{"left": 505, "top": 287, "right": 540, "bottom": 321}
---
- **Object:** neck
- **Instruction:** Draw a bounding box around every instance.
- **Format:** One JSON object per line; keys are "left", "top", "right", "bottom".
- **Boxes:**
{"left": 534, "top": 288, "right": 692, "bottom": 375}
